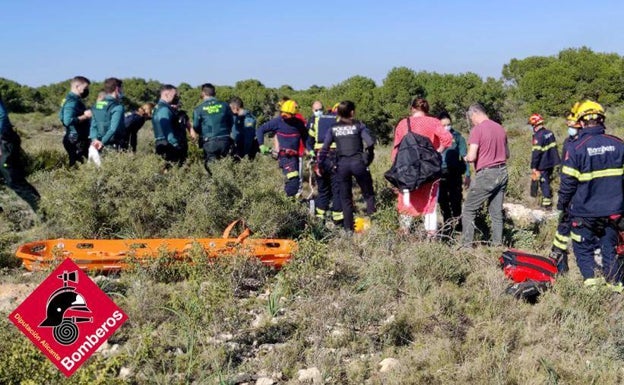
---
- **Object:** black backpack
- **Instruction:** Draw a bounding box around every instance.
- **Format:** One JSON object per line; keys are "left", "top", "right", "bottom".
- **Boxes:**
{"left": 384, "top": 117, "right": 442, "bottom": 191}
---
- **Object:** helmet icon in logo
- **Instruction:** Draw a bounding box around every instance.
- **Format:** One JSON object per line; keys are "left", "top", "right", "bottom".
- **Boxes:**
{"left": 39, "top": 270, "right": 93, "bottom": 345}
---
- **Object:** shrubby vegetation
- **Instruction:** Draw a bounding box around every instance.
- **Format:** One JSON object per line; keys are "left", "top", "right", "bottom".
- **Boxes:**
{"left": 6, "top": 46, "right": 621, "bottom": 141}
{"left": 2, "top": 47, "right": 624, "bottom": 383}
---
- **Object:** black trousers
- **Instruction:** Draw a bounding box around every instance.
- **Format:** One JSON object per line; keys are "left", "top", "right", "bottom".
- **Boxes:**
{"left": 202, "top": 136, "right": 232, "bottom": 173}
{"left": 439, "top": 169, "right": 464, "bottom": 232}
{"left": 155, "top": 140, "right": 183, "bottom": 165}
{"left": 63, "top": 134, "right": 89, "bottom": 167}
{"left": 0, "top": 139, "right": 40, "bottom": 211}
{"left": 315, "top": 151, "right": 342, "bottom": 220}
{"left": 336, "top": 155, "right": 375, "bottom": 231}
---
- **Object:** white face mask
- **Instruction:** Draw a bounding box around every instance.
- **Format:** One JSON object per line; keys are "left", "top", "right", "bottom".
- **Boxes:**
{"left": 568, "top": 127, "right": 578, "bottom": 137}
{"left": 313, "top": 110, "right": 323, "bottom": 117}
{"left": 444, "top": 125, "right": 452, "bottom": 131}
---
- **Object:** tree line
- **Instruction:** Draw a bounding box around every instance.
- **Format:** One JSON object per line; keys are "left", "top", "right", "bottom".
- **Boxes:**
{"left": 1, "top": 47, "right": 622, "bottom": 142}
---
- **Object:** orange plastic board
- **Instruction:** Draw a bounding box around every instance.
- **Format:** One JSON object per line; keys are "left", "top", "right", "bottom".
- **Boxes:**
{"left": 15, "top": 221, "right": 296, "bottom": 272}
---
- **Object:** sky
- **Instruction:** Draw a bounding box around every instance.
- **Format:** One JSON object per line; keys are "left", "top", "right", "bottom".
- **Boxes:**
{"left": 1, "top": 0, "right": 623, "bottom": 90}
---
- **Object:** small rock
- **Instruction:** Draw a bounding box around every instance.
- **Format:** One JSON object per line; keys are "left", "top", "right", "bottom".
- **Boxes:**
{"left": 231, "top": 373, "right": 253, "bottom": 384}
{"left": 256, "top": 377, "right": 274, "bottom": 385}
{"left": 379, "top": 358, "right": 400, "bottom": 373}
{"left": 241, "top": 278, "right": 263, "bottom": 291}
{"left": 503, "top": 202, "right": 556, "bottom": 226}
{"left": 119, "top": 367, "right": 131, "bottom": 379}
{"left": 93, "top": 275, "right": 107, "bottom": 283}
{"left": 96, "top": 341, "right": 110, "bottom": 353}
{"left": 251, "top": 313, "right": 265, "bottom": 328}
{"left": 297, "top": 367, "right": 322, "bottom": 383}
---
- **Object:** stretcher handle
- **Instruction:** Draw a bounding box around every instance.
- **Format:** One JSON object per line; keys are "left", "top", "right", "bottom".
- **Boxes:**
{"left": 222, "top": 219, "right": 251, "bottom": 243}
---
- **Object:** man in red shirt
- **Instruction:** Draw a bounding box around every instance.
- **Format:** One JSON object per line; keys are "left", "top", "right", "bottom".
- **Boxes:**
{"left": 461, "top": 103, "right": 509, "bottom": 246}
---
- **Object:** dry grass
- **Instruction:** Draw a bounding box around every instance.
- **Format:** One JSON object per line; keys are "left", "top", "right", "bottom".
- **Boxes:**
{"left": 0, "top": 112, "right": 623, "bottom": 384}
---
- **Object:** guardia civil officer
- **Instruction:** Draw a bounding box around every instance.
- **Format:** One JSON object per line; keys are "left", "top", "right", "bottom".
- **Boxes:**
{"left": 317, "top": 101, "right": 375, "bottom": 232}
{"left": 192, "top": 83, "right": 234, "bottom": 174}
{"left": 60, "top": 76, "right": 92, "bottom": 166}
{"left": 229, "top": 96, "right": 257, "bottom": 160}
{"left": 90, "top": 77, "right": 125, "bottom": 153}
{"left": 152, "top": 85, "right": 181, "bottom": 164}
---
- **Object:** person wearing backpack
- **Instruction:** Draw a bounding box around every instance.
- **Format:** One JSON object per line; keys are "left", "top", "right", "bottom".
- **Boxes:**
{"left": 317, "top": 101, "right": 375, "bottom": 232}
{"left": 392, "top": 98, "right": 452, "bottom": 237}
{"left": 461, "top": 103, "right": 509, "bottom": 247}
{"left": 89, "top": 77, "right": 126, "bottom": 157}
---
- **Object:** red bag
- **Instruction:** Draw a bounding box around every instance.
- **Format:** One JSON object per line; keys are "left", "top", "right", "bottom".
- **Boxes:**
{"left": 499, "top": 249, "right": 557, "bottom": 283}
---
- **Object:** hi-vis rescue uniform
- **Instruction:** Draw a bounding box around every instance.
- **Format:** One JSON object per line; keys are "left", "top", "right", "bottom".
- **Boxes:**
{"left": 531, "top": 126, "right": 560, "bottom": 208}
{"left": 558, "top": 125, "right": 624, "bottom": 283}
{"left": 307, "top": 113, "right": 343, "bottom": 223}
{"left": 257, "top": 116, "right": 308, "bottom": 197}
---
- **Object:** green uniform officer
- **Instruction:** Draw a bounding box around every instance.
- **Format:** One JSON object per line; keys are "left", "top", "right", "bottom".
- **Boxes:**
{"left": 89, "top": 77, "right": 125, "bottom": 153}
{"left": 59, "top": 76, "right": 92, "bottom": 166}
{"left": 192, "top": 83, "right": 234, "bottom": 173}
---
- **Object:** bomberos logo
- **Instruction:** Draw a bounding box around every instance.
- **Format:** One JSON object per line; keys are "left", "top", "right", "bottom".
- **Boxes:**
{"left": 9, "top": 258, "right": 128, "bottom": 377}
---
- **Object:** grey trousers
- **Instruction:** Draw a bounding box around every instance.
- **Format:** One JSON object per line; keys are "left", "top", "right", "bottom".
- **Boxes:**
{"left": 461, "top": 166, "right": 508, "bottom": 246}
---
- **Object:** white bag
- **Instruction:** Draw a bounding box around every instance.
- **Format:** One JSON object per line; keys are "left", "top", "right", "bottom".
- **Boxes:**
{"left": 88, "top": 145, "right": 101, "bottom": 167}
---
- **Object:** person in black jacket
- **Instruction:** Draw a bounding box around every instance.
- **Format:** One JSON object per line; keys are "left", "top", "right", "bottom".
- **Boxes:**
{"left": 317, "top": 101, "right": 375, "bottom": 232}
{"left": 123, "top": 102, "right": 154, "bottom": 152}
{"left": 0, "top": 95, "right": 40, "bottom": 211}
{"left": 550, "top": 112, "right": 580, "bottom": 273}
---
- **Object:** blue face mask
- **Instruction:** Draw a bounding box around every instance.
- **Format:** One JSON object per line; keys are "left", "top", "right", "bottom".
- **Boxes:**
{"left": 314, "top": 110, "right": 323, "bottom": 117}
{"left": 118, "top": 91, "right": 124, "bottom": 100}
{"left": 568, "top": 127, "right": 578, "bottom": 137}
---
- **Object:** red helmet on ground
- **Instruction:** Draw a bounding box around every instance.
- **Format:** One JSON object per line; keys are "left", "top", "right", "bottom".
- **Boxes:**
{"left": 528, "top": 113, "right": 544, "bottom": 127}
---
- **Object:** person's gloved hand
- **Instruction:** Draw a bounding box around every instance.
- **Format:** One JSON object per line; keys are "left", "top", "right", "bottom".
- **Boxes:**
{"left": 259, "top": 144, "right": 271, "bottom": 154}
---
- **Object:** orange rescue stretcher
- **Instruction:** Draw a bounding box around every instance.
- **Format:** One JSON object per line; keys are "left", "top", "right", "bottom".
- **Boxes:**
{"left": 15, "top": 220, "right": 296, "bottom": 272}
